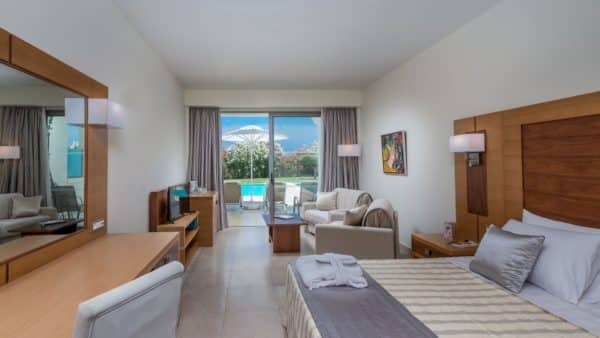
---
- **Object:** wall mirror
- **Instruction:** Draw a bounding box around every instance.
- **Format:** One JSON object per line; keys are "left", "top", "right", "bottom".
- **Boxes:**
{"left": 0, "top": 62, "right": 85, "bottom": 250}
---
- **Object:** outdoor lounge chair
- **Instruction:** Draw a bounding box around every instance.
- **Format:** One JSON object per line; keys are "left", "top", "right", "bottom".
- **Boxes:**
{"left": 264, "top": 182, "right": 286, "bottom": 212}
{"left": 293, "top": 182, "right": 317, "bottom": 214}
{"left": 223, "top": 182, "right": 242, "bottom": 207}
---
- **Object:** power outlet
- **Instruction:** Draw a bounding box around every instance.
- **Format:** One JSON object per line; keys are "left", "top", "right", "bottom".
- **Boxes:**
{"left": 92, "top": 219, "right": 105, "bottom": 231}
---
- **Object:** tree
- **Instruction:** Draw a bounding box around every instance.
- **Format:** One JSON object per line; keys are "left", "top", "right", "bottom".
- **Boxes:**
{"left": 223, "top": 142, "right": 283, "bottom": 180}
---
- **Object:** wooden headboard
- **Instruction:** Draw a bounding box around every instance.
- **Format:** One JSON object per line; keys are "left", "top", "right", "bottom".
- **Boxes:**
{"left": 454, "top": 91, "right": 600, "bottom": 241}
{"left": 522, "top": 115, "right": 600, "bottom": 228}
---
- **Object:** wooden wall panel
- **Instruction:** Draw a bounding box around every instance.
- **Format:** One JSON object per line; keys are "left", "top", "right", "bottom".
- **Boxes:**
{"left": 453, "top": 118, "right": 477, "bottom": 241}
{"left": 475, "top": 113, "right": 504, "bottom": 239}
{"left": 0, "top": 28, "right": 8, "bottom": 63}
{"left": 86, "top": 126, "right": 108, "bottom": 230}
{"left": 502, "top": 92, "right": 600, "bottom": 223}
{"left": 455, "top": 92, "right": 600, "bottom": 236}
{"left": 10, "top": 36, "right": 107, "bottom": 98}
{"left": 522, "top": 114, "right": 600, "bottom": 228}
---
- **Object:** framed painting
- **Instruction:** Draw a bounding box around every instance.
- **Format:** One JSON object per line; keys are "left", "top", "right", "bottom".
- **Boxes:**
{"left": 381, "top": 131, "right": 407, "bottom": 175}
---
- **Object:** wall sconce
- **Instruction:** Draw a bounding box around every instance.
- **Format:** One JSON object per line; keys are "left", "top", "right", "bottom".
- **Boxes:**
{"left": 449, "top": 133, "right": 485, "bottom": 167}
{"left": 0, "top": 146, "right": 20, "bottom": 159}
{"left": 65, "top": 98, "right": 124, "bottom": 128}
{"left": 338, "top": 144, "right": 361, "bottom": 157}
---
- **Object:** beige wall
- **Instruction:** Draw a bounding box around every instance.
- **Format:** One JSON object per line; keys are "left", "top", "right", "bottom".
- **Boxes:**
{"left": 359, "top": 0, "right": 600, "bottom": 247}
{"left": 0, "top": 0, "right": 186, "bottom": 233}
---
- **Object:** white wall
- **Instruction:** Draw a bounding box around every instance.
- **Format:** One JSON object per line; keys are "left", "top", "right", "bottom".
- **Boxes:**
{"left": 185, "top": 89, "right": 363, "bottom": 109}
{"left": 0, "top": 0, "right": 186, "bottom": 233}
{"left": 359, "top": 0, "right": 600, "bottom": 247}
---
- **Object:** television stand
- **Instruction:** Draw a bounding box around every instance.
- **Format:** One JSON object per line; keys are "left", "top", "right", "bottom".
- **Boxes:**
{"left": 156, "top": 211, "right": 199, "bottom": 265}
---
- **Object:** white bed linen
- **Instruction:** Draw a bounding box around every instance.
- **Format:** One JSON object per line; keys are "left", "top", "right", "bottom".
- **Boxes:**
{"left": 448, "top": 256, "right": 600, "bottom": 336}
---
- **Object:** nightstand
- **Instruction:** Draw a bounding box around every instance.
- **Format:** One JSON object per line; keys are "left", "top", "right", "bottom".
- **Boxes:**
{"left": 411, "top": 233, "right": 478, "bottom": 258}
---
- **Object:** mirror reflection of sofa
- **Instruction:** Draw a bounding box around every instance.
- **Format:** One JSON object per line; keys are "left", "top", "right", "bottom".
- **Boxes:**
{"left": 0, "top": 193, "right": 58, "bottom": 241}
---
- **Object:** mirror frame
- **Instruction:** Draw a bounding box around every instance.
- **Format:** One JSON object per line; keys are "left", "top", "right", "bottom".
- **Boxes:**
{"left": 0, "top": 27, "right": 108, "bottom": 284}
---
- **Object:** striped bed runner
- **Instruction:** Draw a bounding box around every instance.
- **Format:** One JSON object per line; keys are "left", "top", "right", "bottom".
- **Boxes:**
{"left": 361, "top": 259, "right": 595, "bottom": 338}
{"left": 284, "top": 258, "right": 596, "bottom": 338}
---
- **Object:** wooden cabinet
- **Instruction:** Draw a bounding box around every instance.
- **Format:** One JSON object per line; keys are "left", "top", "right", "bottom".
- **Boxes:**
{"left": 181, "top": 192, "right": 218, "bottom": 247}
{"left": 411, "top": 233, "right": 478, "bottom": 259}
{"left": 157, "top": 212, "right": 199, "bottom": 265}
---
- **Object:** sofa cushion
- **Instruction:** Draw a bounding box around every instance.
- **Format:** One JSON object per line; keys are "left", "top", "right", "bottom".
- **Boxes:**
{"left": 344, "top": 205, "right": 368, "bottom": 226}
{"left": 334, "top": 188, "right": 371, "bottom": 210}
{"left": 0, "top": 193, "right": 23, "bottom": 219}
{"left": 328, "top": 209, "right": 347, "bottom": 222}
{"left": 11, "top": 195, "right": 42, "bottom": 219}
{"left": 0, "top": 215, "right": 50, "bottom": 233}
{"left": 303, "top": 209, "right": 331, "bottom": 225}
{"left": 316, "top": 191, "right": 337, "bottom": 211}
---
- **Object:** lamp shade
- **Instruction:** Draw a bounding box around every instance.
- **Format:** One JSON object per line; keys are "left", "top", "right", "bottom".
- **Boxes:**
{"left": 0, "top": 146, "right": 20, "bottom": 159}
{"left": 338, "top": 144, "right": 361, "bottom": 157}
{"left": 65, "top": 98, "right": 85, "bottom": 126}
{"left": 449, "top": 133, "right": 485, "bottom": 153}
{"left": 89, "top": 98, "right": 124, "bottom": 129}
{"left": 65, "top": 98, "right": 124, "bottom": 128}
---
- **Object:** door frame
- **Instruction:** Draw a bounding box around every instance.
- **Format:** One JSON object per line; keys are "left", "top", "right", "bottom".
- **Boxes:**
{"left": 268, "top": 112, "right": 321, "bottom": 216}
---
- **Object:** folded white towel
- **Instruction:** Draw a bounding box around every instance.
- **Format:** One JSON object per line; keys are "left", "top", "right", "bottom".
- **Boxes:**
{"left": 295, "top": 253, "right": 368, "bottom": 290}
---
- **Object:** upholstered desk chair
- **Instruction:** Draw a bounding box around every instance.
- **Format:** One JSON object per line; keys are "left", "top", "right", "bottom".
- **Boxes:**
{"left": 72, "top": 261, "right": 184, "bottom": 338}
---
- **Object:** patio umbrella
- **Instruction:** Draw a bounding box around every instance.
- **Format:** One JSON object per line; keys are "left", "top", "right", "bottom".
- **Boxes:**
{"left": 222, "top": 125, "right": 287, "bottom": 202}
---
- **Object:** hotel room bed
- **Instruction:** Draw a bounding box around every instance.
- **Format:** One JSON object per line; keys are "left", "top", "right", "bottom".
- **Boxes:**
{"left": 283, "top": 257, "right": 599, "bottom": 338}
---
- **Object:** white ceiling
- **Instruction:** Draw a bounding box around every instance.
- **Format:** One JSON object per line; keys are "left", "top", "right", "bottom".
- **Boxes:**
{"left": 115, "top": 0, "right": 499, "bottom": 89}
{"left": 0, "top": 63, "right": 47, "bottom": 86}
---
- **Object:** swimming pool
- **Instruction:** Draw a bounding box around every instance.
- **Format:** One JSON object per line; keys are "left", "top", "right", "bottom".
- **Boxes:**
{"left": 240, "top": 183, "right": 266, "bottom": 198}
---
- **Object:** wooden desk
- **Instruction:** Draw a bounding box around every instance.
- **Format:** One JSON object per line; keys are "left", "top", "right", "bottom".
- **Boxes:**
{"left": 0, "top": 232, "right": 178, "bottom": 338}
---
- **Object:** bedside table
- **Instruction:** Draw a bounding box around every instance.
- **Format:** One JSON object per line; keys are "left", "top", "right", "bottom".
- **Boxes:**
{"left": 411, "top": 233, "right": 478, "bottom": 258}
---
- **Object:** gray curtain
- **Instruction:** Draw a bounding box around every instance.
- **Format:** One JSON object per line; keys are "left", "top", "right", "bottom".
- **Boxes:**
{"left": 187, "top": 106, "right": 228, "bottom": 230}
{"left": 0, "top": 106, "right": 49, "bottom": 203}
{"left": 321, "top": 107, "right": 359, "bottom": 191}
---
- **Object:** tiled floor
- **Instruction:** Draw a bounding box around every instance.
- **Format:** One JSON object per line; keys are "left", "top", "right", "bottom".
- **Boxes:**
{"left": 177, "top": 226, "right": 315, "bottom": 338}
{"left": 226, "top": 208, "right": 266, "bottom": 227}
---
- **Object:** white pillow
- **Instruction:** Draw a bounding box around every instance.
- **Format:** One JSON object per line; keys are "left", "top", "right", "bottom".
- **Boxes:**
{"left": 522, "top": 209, "right": 600, "bottom": 234}
{"left": 522, "top": 210, "right": 600, "bottom": 303}
{"left": 315, "top": 191, "right": 337, "bottom": 211}
{"left": 503, "top": 219, "right": 600, "bottom": 304}
{"left": 583, "top": 275, "right": 600, "bottom": 304}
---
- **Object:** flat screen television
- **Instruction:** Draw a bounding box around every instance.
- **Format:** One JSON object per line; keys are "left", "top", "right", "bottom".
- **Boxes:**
{"left": 167, "top": 184, "right": 189, "bottom": 222}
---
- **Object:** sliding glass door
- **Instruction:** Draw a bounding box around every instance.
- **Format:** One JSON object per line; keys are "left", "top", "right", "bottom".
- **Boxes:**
{"left": 221, "top": 112, "right": 320, "bottom": 226}
{"left": 269, "top": 113, "right": 321, "bottom": 217}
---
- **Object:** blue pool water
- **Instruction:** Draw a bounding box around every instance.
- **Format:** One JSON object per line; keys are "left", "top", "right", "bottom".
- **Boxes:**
{"left": 241, "top": 183, "right": 266, "bottom": 197}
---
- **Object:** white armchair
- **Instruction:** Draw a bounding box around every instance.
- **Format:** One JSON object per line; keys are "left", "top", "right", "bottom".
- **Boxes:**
{"left": 314, "top": 198, "right": 399, "bottom": 259}
{"left": 72, "top": 261, "right": 184, "bottom": 338}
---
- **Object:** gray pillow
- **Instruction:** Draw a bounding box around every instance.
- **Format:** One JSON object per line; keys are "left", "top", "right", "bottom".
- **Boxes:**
{"left": 11, "top": 195, "right": 42, "bottom": 219}
{"left": 470, "top": 225, "right": 544, "bottom": 293}
{"left": 343, "top": 205, "right": 368, "bottom": 226}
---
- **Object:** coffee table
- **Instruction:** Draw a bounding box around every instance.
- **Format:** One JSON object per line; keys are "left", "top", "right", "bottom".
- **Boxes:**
{"left": 262, "top": 214, "right": 305, "bottom": 253}
{"left": 10, "top": 219, "right": 79, "bottom": 237}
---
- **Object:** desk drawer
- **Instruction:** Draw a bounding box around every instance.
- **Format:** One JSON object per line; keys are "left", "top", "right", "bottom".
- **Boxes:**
{"left": 412, "top": 239, "right": 448, "bottom": 258}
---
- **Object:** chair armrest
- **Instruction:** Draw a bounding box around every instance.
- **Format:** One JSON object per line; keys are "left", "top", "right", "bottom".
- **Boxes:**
{"left": 300, "top": 202, "right": 317, "bottom": 218}
{"left": 315, "top": 224, "right": 395, "bottom": 259}
{"left": 40, "top": 207, "right": 58, "bottom": 219}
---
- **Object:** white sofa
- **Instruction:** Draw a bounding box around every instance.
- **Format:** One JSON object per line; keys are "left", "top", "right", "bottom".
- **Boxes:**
{"left": 0, "top": 193, "right": 58, "bottom": 239}
{"left": 314, "top": 198, "right": 399, "bottom": 259}
{"left": 300, "top": 188, "right": 372, "bottom": 234}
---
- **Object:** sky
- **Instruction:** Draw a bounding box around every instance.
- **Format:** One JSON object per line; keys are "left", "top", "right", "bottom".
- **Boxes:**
{"left": 221, "top": 115, "right": 320, "bottom": 153}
